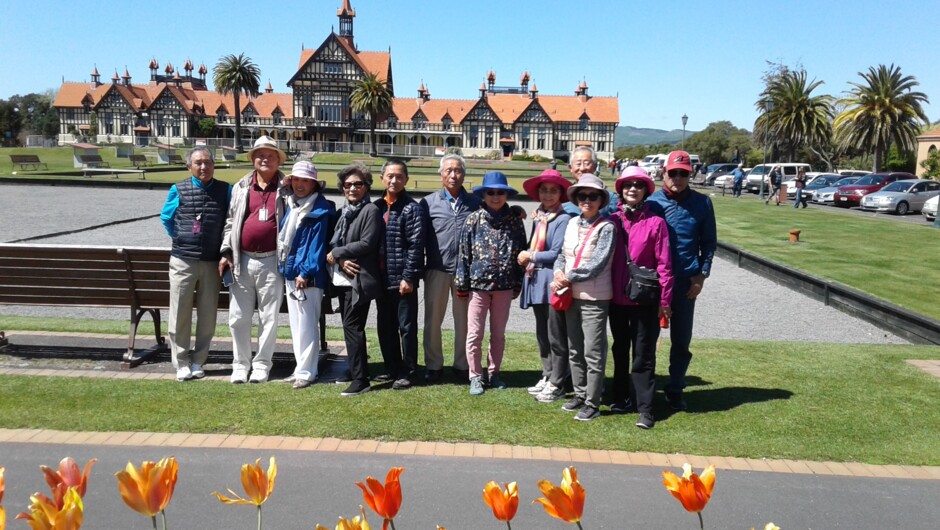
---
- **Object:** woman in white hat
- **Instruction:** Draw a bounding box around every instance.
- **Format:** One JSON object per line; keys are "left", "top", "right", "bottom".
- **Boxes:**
{"left": 551, "top": 173, "right": 616, "bottom": 422}
{"left": 277, "top": 161, "right": 335, "bottom": 389}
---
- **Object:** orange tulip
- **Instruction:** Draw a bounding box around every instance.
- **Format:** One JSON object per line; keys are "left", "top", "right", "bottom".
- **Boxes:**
{"left": 15, "top": 486, "right": 83, "bottom": 530}
{"left": 482, "top": 481, "right": 518, "bottom": 524}
{"left": 212, "top": 456, "right": 277, "bottom": 506}
{"left": 115, "top": 456, "right": 178, "bottom": 519}
{"left": 662, "top": 463, "right": 715, "bottom": 513}
{"left": 1, "top": 466, "right": 6, "bottom": 530}
{"left": 40, "top": 458, "right": 96, "bottom": 500}
{"left": 533, "top": 467, "right": 586, "bottom": 527}
{"left": 315, "top": 505, "right": 372, "bottom": 530}
{"left": 356, "top": 467, "right": 403, "bottom": 530}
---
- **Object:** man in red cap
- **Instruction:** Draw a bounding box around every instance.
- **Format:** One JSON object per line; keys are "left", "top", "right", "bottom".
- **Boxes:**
{"left": 646, "top": 150, "right": 716, "bottom": 411}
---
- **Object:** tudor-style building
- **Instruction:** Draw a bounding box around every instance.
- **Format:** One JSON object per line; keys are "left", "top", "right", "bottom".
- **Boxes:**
{"left": 52, "top": 0, "right": 618, "bottom": 161}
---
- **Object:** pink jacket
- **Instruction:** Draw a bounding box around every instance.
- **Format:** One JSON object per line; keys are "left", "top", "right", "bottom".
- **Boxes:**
{"left": 610, "top": 204, "right": 674, "bottom": 307}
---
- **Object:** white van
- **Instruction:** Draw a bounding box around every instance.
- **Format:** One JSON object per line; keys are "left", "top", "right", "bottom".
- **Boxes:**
{"left": 746, "top": 163, "right": 812, "bottom": 193}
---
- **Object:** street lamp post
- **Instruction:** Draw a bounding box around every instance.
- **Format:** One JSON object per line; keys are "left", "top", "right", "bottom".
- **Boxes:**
{"left": 681, "top": 114, "right": 688, "bottom": 151}
{"left": 759, "top": 102, "right": 773, "bottom": 201}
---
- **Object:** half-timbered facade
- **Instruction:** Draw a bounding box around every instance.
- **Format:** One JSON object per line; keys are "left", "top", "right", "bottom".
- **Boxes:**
{"left": 52, "top": 0, "right": 618, "bottom": 160}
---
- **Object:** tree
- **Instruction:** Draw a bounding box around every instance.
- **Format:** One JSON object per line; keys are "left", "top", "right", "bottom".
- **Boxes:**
{"left": 195, "top": 117, "right": 218, "bottom": 138}
{"left": 834, "top": 64, "right": 930, "bottom": 172}
{"left": 213, "top": 53, "right": 261, "bottom": 152}
{"left": 921, "top": 149, "right": 940, "bottom": 180}
{"left": 754, "top": 68, "right": 834, "bottom": 162}
{"left": 350, "top": 72, "right": 392, "bottom": 157}
{"left": 684, "top": 121, "right": 753, "bottom": 165}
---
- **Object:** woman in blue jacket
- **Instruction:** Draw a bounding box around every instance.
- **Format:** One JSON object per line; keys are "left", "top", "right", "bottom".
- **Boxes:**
{"left": 277, "top": 161, "right": 335, "bottom": 389}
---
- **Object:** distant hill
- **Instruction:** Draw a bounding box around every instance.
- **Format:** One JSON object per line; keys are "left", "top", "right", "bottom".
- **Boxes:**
{"left": 615, "top": 126, "right": 697, "bottom": 147}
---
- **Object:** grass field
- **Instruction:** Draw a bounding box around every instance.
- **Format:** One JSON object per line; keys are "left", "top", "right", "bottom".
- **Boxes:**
{"left": 0, "top": 325, "right": 937, "bottom": 466}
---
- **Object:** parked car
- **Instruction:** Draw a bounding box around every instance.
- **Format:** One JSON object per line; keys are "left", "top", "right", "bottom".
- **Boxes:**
{"left": 837, "top": 169, "right": 871, "bottom": 177}
{"left": 811, "top": 176, "right": 862, "bottom": 204}
{"left": 713, "top": 168, "right": 751, "bottom": 189}
{"left": 704, "top": 163, "right": 739, "bottom": 185}
{"left": 746, "top": 163, "right": 812, "bottom": 193}
{"left": 858, "top": 179, "right": 940, "bottom": 215}
{"left": 783, "top": 172, "right": 840, "bottom": 198}
{"left": 922, "top": 195, "right": 939, "bottom": 222}
{"left": 833, "top": 172, "right": 917, "bottom": 207}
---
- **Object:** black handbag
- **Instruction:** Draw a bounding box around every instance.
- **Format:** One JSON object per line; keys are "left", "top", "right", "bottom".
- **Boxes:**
{"left": 619, "top": 217, "right": 661, "bottom": 305}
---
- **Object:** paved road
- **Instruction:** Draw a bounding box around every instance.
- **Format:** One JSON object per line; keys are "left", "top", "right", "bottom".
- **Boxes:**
{"left": 0, "top": 182, "right": 904, "bottom": 344}
{"left": 2, "top": 441, "right": 937, "bottom": 529}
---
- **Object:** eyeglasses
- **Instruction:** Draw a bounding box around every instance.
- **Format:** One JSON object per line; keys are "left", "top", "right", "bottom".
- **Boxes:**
{"left": 667, "top": 169, "right": 691, "bottom": 178}
{"left": 485, "top": 189, "right": 507, "bottom": 196}
{"left": 576, "top": 193, "right": 602, "bottom": 202}
{"left": 622, "top": 181, "right": 646, "bottom": 190}
{"left": 343, "top": 181, "right": 366, "bottom": 189}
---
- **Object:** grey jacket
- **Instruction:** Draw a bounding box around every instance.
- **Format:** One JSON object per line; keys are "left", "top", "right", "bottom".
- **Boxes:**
{"left": 220, "top": 170, "right": 286, "bottom": 279}
{"left": 420, "top": 188, "right": 481, "bottom": 274}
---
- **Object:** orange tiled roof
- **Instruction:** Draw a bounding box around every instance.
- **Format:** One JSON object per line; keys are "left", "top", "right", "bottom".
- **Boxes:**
{"left": 917, "top": 128, "right": 940, "bottom": 139}
{"left": 294, "top": 34, "right": 390, "bottom": 83}
{"left": 535, "top": 94, "right": 619, "bottom": 122}
{"left": 389, "top": 91, "right": 619, "bottom": 125}
{"left": 391, "top": 97, "right": 475, "bottom": 124}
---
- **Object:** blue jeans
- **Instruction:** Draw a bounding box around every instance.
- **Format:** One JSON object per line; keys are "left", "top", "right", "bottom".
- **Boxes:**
{"left": 794, "top": 188, "right": 806, "bottom": 208}
{"left": 665, "top": 276, "right": 696, "bottom": 397}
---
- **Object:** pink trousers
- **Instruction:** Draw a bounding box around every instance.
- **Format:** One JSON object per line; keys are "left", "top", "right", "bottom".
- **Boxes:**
{"left": 465, "top": 290, "right": 513, "bottom": 379}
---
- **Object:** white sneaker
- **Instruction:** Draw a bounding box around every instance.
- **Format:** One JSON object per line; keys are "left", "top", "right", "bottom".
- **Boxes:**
{"left": 176, "top": 366, "right": 193, "bottom": 382}
{"left": 527, "top": 376, "right": 549, "bottom": 395}
{"left": 536, "top": 382, "right": 565, "bottom": 403}
{"left": 230, "top": 367, "right": 249, "bottom": 384}
{"left": 190, "top": 364, "right": 205, "bottom": 379}
{"left": 249, "top": 370, "right": 269, "bottom": 384}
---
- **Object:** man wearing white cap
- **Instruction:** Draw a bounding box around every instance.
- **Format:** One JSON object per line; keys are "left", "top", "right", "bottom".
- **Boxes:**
{"left": 219, "top": 135, "right": 288, "bottom": 384}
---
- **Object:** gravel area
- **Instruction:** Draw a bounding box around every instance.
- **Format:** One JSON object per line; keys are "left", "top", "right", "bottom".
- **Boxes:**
{"left": 0, "top": 182, "right": 905, "bottom": 344}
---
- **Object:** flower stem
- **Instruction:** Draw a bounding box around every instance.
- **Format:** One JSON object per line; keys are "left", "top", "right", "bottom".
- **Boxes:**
{"left": 161, "top": 510, "right": 168, "bottom": 530}
{"left": 257, "top": 505, "right": 263, "bottom": 530}
{"left": 698, "top": 512, "right": 704, "bottom": 530}
{"left": 150, "top": 515, "right": 157, "bottom": 530}
{"left": 577, "top": 523, "right": 584, "bottom": 530}
{"left": 506, "top": 522, "right": 512, "bottom": 530}
{"left": 389, "top": 519, "right": 397, "bottom": 530}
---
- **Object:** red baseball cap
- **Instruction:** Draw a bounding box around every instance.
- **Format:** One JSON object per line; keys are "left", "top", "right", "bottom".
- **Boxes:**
{"left": 665, "top": 150, "right": 693, "bottom": 172}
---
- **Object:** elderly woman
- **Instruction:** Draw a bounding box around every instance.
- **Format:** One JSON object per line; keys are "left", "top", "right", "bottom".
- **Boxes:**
{"left": 277, "top": 161, "right": 335, "bottom": 389}
{"left": 551, "top": 174, "right": 616, "bottom": 422}
{"left": 456, "top": 171, "right": 527, "bottom": 396}
{"left": 609, "top": 166, "right": 674, "bottom": 429}
{"left": 326, "top": 162, "right": 384, "bottom": 396}
{"left": 517, "top": 169, "right": 573, "bottom": 403}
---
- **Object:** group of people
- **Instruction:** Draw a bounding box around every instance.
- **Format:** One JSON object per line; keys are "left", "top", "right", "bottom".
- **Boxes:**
{"left": 160, "top": 138, "right": 716, "bottom": 429}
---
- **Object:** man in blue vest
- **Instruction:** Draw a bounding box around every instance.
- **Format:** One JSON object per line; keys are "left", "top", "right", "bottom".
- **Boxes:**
{"left": 160, "top": 147, "right": 231, "bottom": 382}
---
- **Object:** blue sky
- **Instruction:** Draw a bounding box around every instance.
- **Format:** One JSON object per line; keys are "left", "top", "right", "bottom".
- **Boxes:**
{"left": 2, "top": 0, "right": 937, "bottom": 132}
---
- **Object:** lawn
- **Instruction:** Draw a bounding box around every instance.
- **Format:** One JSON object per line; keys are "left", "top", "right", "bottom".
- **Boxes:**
{"left": 711, "top": 194, "right": 940, "bottom": 320}
{"left": 0, "top": 325, "right": 937, "bottom": 466}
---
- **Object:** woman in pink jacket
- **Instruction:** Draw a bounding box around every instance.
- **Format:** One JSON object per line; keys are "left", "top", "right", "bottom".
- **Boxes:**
{"left": 609, "top": 166, "right": 674, "bottom": 430}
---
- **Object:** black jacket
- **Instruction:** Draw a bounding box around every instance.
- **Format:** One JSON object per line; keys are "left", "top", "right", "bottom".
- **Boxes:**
{"left": 330, "top": 202, "right": 384, "bottom": 306}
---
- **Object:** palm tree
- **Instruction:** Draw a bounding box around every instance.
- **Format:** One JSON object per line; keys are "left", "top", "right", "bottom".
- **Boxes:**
{"left": 213, "top": 53, "right": 261, "bottom": 152}
{"left": 754, "top": 69, "right": 834, "bottom": 162}
{"left": 834, "top": 64, "right": 929, "bottom": 172}
{"left": 350, "top": 72, "right": 393, "bottom": 157}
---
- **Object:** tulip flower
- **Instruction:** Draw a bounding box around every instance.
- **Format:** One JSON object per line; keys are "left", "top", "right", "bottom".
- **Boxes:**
{"left": 1, "top": 466, "right": 5, "bottom": 530}
{"left": 115, "top": 457, "right": 178, "bottom": 530}
{"left": 357, "top": 467, "right": 403, "bottom": 530}
{"left": 533, "top": 467, "right": 586, "bottom": 528}
{"left": 212, "top": 456, "right": 277, "bottom": 530}
{"left": 315, "top": 505, "right": 372, "bottom": 530}
{"left": 15, "top": 485, "right": 83, "bottom": 530}
{"left": 36, "top": 458, "right": 97, "bottom": 510}
{"left": 662, "top": 463, "right": 716, "bottom": 529}
{"left": 482, "top": 481, "right": 518, "bottom": 528}
{"left": 752, "top": 524, "right": 780, "bottom": 530}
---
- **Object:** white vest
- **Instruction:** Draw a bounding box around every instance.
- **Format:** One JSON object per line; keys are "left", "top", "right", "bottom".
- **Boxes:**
{"left": 562, "top": 219, "right": 613, "bottom": 301}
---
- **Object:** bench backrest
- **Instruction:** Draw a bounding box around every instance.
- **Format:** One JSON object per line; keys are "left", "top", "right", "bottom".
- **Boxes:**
{"left": 10, "top": 154, "right": 41, "bottom": 163}
{"left": 129, "top": 154, "right": 147, "bottom": 161}
{"left": 79, "top": 154, "right": 104, "bottom": 162}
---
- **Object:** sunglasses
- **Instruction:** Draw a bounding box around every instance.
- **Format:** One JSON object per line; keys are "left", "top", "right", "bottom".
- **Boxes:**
{"left": 576, "top": 193, "right": 602, "bottom": 202}
{"left": 343, "top": 181, "right": 366, "bottom": 189}
{"left": 667, "top": 169, "right": 691, "bottom": 178}
{"left": 289, "top": 289, "right": 307, "bottom": 302}
{"left": 485, "top": 189, "right": 507, "bottom": 196}
{"left": 622, "top": 181, "right": 646, "bottom": 190}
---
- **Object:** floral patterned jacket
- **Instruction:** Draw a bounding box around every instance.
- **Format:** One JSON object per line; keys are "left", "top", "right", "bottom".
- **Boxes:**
{"left": 455, "top": 205, "right": 527, "bottom": 292}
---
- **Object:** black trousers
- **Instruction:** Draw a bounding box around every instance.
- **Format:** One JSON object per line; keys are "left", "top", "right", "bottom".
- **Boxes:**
{"left": 532, "top": 303, "right": 570, "bottom": 387}
{"left": 376, "top": 289, "right": 419, "bottom": 379}
{"left": 609, "top": 302, "right": 661, "bottom": 413}
{"left": 336, "top": 287, "right": 371, "bottom": 384}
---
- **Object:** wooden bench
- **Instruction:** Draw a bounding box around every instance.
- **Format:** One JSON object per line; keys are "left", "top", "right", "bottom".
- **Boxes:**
{"left": 10, "top": 154, "right": 48, "bottom": 171}
{"left": 79, "top": 154, "right": 110, "bottom": 168}
{"left": 168, "top": 154, "right": 185, "bottom": 165}
{"left": 129, "top": 154, "right": 150, "bottom": 168}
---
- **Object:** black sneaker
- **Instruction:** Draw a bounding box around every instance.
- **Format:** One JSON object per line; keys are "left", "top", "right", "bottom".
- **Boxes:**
{"left": 561, "top": 396, "right": 585, "bottom": 412}
{"left": 609, "top": 401, "right": 637, "bottom": 414}
{"left": 424, "top": 369, "right": 443, "bottom": 385}
{"left": 392, "top": 377, "right": 412, "bottom": 390}
{"left": 341, "top": 380, "right": 371, "bottom": 396}
{"left": 452, "top": 368, "right": 469, "bottom": 383}
{"left": 335, "top": 370, "right": 353, "bottom": 384}
{"left": 636, "top": 413, "right": 655, "bottom": 430}
{"left": 373, "top": 373, "right": 394, "bottom": 383}
{"left": 574, "top": 406, "right": 600, "bottom": 422}
{"left": 666, "top": 393, "right": 687, "bottom": 411}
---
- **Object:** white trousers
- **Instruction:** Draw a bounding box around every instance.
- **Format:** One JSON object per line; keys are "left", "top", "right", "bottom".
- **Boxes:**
{"left": 285, "top": 281, "right": 323, "bottom": 382}
{"left": 228, "top": 254, "right": 284, "bottom": 375}
{"left": 168, "top": 256, "right": 221, "bottom": 369}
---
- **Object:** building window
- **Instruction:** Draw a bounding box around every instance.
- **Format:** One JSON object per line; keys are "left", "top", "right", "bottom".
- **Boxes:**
{"left": 579, "top": 117, "right": 588, "bottom": 130}
{"left": 302, "top": 94, "right": 313, "bottom": 117}
{"left": 217, "top": 111, "right": 227, "bottom": 123}
{"left": 469, "top": 125, "right": 479, "bottom": 148}
{"left": 317, "top": 93, "right": 345, "bottom": 123}
{"left": 597, "top": 142, "right": 605, "bottom": 153}
{"left": 388, "top": 116, "right": 397, "bottom": 129}
{"left": 66, "top": 109, "right": 76, "bottom": 120}
{"left": 442, "top": 117, "right": 452, "bottom": 130}
{"left": 484, "top": 126, "right": 493, "bottom": 148}
{"left": 324, "top": 62, "right": 342, "bottom": 74}
{"left": 103, "top": 113, "right": 114, "bottom": 135}
{"left": 560, "top": 123, "right": 570, "bottom": 134}
{"left": 273, "top": 110, "right": 283, "bottom": 125}
{"left": 522, "top": 126, "right": 530, "bottom": 150}
{"left": 537, "top": 128, "right": 546, "bottom": 150}
{"left": 413, "top": 118, "right": 427, "bottom": 130}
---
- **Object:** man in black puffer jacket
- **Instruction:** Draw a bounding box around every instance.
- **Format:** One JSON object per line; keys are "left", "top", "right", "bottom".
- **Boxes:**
{"left": 374, "top": 159, "right": 426, "bottom": 389}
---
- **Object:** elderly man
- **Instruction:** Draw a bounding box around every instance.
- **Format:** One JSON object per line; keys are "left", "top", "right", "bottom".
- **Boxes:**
{"left": 160, "top": 148, "right": 231, "bottom": 382}
{"left": 419, "top": 154, "right": 481, "bottom": 384}
{"left": 646, "top": 150, "right": 717, "bottom": 411}
{"left": 374, "top": 159, "right": 426, "bottom": 389}
{"left": 219, "top": 136, "right": 287, "bottom": 384}
{"left": 562, "top": 146, "right": 619, "bottom": 217}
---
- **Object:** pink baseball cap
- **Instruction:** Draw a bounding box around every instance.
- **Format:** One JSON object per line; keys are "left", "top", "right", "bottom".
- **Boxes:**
{"left": 665, "top": 150, "right": 693, "bottom": 172}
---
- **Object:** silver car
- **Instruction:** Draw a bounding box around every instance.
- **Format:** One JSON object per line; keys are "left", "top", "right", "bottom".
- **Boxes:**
{"left": 859, "top": 179, "right": 940, "bottom": 215}
{"left": 811, "top": 176, "right": 862, "bottom": 204}
{"left": 923, "top": 195, "right": 939, "bottom": 222}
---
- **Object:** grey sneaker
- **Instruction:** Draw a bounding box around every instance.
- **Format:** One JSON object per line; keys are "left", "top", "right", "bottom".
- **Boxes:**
{"left": 561, "top": 396, "right": 585, "bottom": 412}
{"left": 536, "top": 383, "right": 565, "bottom": 403}
{"left": 469, "top": 376, "right": 485, "bottom": 396}
{"left": 527, "top": 376, "right": 549, "bottom": 395}
{"left": 636, "top": 413, "right": 655, "bottom": 430}
{"left": 574, "top": 406, "right": 600, "bottom": 422}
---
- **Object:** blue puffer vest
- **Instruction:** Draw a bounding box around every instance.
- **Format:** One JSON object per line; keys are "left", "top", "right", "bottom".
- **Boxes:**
{"left": 171, "top": 178, "right": 229, "bottom": 261}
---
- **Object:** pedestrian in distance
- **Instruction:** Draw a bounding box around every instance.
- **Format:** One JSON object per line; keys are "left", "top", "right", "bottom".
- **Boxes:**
{"left": 766, "top": 165, "right": 783, "bottom": 206}
{"left": 793, "top": 167, "right": 808, "bottom": 208}
{"left": 731, "top": 163, "right": 746, "bottom": 198}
